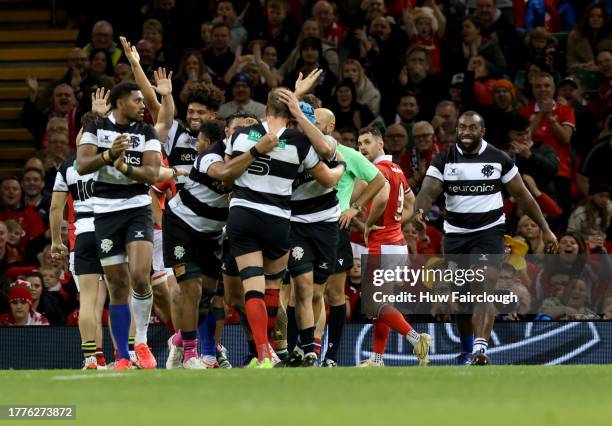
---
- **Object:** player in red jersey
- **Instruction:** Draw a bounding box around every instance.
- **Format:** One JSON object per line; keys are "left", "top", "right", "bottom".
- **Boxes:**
{"left": 149, "top": 155, "right": 176, "bottom": 333}
{"left": 357, "top": 126, "right": 431, "bottom": 367}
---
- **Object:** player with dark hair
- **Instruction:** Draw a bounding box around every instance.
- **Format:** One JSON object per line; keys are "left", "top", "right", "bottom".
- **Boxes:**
{"left": 409, "top": 111, "right": 558, "bottom": 365}
{"left": 77, "top": 81, "right": 162, "bottom": 370}
{"left": 357, "top": 126, "right": 432, "bottom": 367}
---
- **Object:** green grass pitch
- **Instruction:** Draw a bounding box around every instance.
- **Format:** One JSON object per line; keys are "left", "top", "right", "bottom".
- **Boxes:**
{"left": 1, "top": 366, "right": 611, "bottom": 426}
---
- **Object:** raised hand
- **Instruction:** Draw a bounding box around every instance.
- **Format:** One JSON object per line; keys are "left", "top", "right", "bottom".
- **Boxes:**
{"left": 91, "top": 87, "right": 111, "bottom": 117}
{"left": 152, "top": 67, "right": 173, "bottom": 96}
{"left": 25, "top": 75, "right": 38, "bottom": 94}
{"left": 295, "top": 68, "right": 323, "bottom": 98}
{"left": 120, "top": 36, "right": 140, "bottom": 65}
{"left": 111, "top": 134, "right": 130, "bottom": 159}
{"left": 276, "top": 88, "right": 302, "bottom": 118}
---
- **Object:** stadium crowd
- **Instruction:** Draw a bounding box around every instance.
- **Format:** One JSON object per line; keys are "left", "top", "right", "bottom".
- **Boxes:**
{"left": 0, "top": 0, "right": 611, "bottom": 351}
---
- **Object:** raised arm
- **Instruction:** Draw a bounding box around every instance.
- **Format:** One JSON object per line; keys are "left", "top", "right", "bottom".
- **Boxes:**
{"left": 151, "top": 68, "right": 175, "bottom": 141}
{"left": 277, "top": 88, "right": 335, "bottom": 160}
{"left": 120, "top": 36, "right": 161, "bottom": 120}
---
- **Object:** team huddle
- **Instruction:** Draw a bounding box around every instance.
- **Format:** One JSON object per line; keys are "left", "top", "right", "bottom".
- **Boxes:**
{"left": 50, "top": 37, "right": 556, "bottom": 370}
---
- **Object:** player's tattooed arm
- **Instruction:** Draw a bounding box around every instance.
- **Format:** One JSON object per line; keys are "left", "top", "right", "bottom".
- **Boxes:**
{"left": 408, "top": 176, "right": 443, "bottom": 229}
{"left": 505, "top": 174, "right": 558, "bottom": 252}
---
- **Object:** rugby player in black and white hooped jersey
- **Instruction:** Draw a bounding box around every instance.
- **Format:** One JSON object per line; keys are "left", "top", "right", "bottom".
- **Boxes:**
{"left": 121, "top": 36, "right": 225, "bottom": 191}
{"left": 409, "top": 111, "right": 558, "bottom": 365}
{"left": 50, "top": 110, "right": 106, "bottom": 370}
{"left": 224, "top": 88, "right": 347, "bottom": 368}
{"left": 163, "top": 114, "right": 284, "bottom": 369}
{"left": 77, "top": 82, "right": 162, "bottom": 370}
{"left": 272, "top": 89, "right": 343, "bottom": 368}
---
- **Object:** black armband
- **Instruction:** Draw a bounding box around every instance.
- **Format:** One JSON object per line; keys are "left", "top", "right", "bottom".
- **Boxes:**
{"left": 249, "top": 146, "right": 262, "bottom": 158}
{"left": 122, "top": 164, "right": 134, "bottom": 177}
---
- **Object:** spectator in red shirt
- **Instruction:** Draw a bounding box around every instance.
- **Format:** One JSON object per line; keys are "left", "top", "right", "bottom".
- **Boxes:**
{"left": 520, "top": 72, "right": 575, "bottom": 213}
{"left": 0, "top": 177, "right": 45, "bottom": 247}
{"left": 0, "top": 283, "right": 49, "bottom": 326}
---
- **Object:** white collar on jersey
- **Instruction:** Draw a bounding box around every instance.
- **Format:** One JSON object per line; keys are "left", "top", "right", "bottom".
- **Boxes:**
{"left": 373, "top": 154, "right": 392, "bottom": 164}
{"left": 455, "top": 140, "right": 488, "bottom": 156}
{"left": 108, "top": 112, "right": 135, "bottom": 126}
{"left": 262, "top": 121, "right": 286, "bottom": 138}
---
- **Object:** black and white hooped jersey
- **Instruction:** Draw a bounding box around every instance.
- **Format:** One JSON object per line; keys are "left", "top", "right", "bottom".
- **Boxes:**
{"left": 426, "top": 140, "right": 518, "bottom": 234}
{"left": 168, "top": 141, "right": 230, "bottom": 233}
{"left": 290, "top": 134, "right": 340, "bottom": 223}
{"left": 225, "top": 122, "right": 320, "bottom": 219}
{"left": 52, "top": 157, "right": 95, "bottom": 235}
{"left": 80, "top": 113, "right": 161, "bottom": 214}
{"left": 165, "top": 120, "right": 198, "bottom": 190}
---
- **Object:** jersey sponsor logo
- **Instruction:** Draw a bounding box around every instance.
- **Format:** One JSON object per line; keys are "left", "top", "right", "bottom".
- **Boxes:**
{"left": 481, "top": 164, "right": 494, "bottom": 178}
{"left": 248, "top": 130, "right": 262, "bottom": 142}
{"left": 291, "top": 246, "right": 304, "bottom": 260}
{"left": 447, "top": 167, "right": 459, "bottom": 176}
{"left": 447, "top": 183, "right": 495, "bottom": 194}
{"left": 389, "top": 165, "right": 403, "bottom": 174}
{"left": 100, "top": 239, "right": 113, "bottom": 253}
{"left": 102, "top": 134, "right": 111, "bottom": 144}
{"left": 125, "top": 153, "right": 142, "bottom": 166}
{"left": 180, "top": 152, "right": 198, "bottom": 163}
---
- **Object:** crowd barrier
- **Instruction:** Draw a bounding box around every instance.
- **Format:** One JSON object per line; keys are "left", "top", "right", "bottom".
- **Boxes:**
{"left": 2, "top": 322, "right": 611, "bottom": 369}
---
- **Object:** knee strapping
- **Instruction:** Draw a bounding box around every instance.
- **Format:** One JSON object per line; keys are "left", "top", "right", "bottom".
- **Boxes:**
{"left": 265, "top": 269, "right": 286, "bottom": 281}
{"left": 239, "top": 266, "right": 264, "bottom": 281}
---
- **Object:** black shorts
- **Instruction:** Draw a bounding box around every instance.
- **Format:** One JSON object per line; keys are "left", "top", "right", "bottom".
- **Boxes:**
{"left": 334, "top": 226, "right": 354, "bottom": 273}
{"left": 163, "top": 208, "right": 222, "bottom": 282}
{"left": 94, "top": 205, "right": 153, "bottom": 265}
{"left": 444, "top": 225, "right": 505, "bottom": 268}
{"left": 226, "top": 206, "right": 290, "bottom": 260}
{"left": 221, "top": 238, "right": 239, "bottom": 277}
{"left": 75, "top": 232, "right": 103, "bottom": 276}
{"left": 288, "top": 221, "right": 339, "bottom": 284}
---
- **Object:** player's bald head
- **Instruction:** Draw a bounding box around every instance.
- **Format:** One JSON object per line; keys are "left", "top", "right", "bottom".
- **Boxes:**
{"left": 314, "top": 108, "right": 335, "bottom": 134}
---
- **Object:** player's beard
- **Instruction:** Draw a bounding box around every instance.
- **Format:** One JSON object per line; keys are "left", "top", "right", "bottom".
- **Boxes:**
{"left": 456, "top": 134, "right": 481, "bottom": 153}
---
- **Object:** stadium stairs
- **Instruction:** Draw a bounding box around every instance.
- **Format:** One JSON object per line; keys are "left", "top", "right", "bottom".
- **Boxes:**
{"left": 0, "top": 0, "right": 73, "bottom": 179}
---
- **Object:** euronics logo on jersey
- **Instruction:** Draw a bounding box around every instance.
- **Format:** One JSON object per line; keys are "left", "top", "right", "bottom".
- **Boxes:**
{"left": 447, "top": 183, "right": 495, "bottom": 193}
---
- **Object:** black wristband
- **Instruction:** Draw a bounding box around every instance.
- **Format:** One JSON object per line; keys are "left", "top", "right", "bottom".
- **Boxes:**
{"left": 108, "top": 149, "right": 117, "bottom": 161}
{"left": 249, "top": 146, "right": 262, "bottom": 158}
{"left": 122, "top": 164, "right": 134, "bottom": 177}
